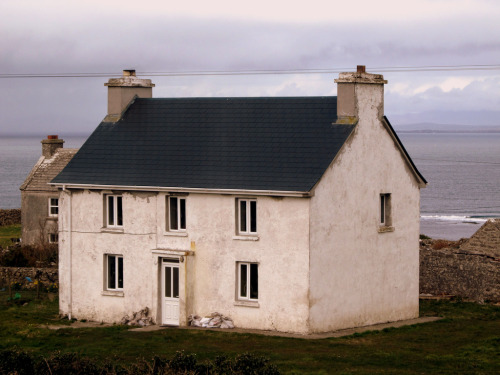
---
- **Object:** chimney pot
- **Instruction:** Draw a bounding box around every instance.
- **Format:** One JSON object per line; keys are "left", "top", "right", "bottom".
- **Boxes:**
{"left": 123, "top": 69, "right": 136, "bottom": 77}
{"left": 47, "top": 135, "right": 59, "bottom": 140}
{"left": 357, "top": 65, "right": 366, "bottom": 73}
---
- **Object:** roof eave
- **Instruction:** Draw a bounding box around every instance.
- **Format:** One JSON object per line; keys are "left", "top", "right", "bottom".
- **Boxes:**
{"left": 383, "top": 116, "right": 428, "bottom": 188}
{"left": 49, "top": 182, "right": 313, "bottom": 198}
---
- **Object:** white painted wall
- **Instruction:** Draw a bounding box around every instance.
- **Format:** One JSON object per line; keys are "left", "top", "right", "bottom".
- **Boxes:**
{"left": 59, "top": 189, "right": 311, "bottom": 332}
{"left": 308, "top": 83, "right": 421, "bottom": 332}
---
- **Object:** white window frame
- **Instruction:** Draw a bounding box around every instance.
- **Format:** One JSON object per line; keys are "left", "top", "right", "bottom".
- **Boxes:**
{"left": 168, "top": 196, "right": 186, "bottom": 232}
{"left": 106, "top": 254, "right": 123, "bottom": 291}
{"left": 237, "top": 198, "right": 257, "bottom": 235}
{"left": 48, "top": 233, "right": 58, "bottom": 243}
{"left": 380, "top": 193, "right": 391, "bottom": 226}
{"left": 48, "top": 197, "right": 59, "bottom": 217}
{"left": 106, "top": 195, "right": 123, "bottom": 228}
{"left": 237, "top": 262, "right": 259, "bottom": 301}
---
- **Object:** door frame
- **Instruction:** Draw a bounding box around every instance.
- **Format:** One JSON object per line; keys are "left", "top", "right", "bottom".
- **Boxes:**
{"left": 160, "top": 257, "right": 181, "bottom": 326}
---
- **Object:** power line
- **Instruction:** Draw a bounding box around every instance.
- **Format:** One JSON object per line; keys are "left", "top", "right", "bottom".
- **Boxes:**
{"left": 1, "top": 64, "right": 500, "bottom": 79}
{"left": 413, "top": 157, "right": 500, "bottom": 165}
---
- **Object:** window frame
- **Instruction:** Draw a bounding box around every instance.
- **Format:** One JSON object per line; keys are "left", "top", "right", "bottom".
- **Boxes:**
{"left": 48, "top": 197, "right": 59, "bottom": 217}
{"left": 48, "top": 233, "right": 58, "bottom": 243}
{"left": 237, "top": 198, "right": 257, "bottom": 235}
{"left": 105, "top": 254, "right": 124, "bottom": 291}
{"left": 237, "top": 262, "right": 259, "bottom": 301}
{"left": 380, "top": 193, "right": 392, "bottom": 227}
{"left": 106, "top": 194, "right": 123, "bottom": 228}
{"left": 168, "top": 196, "right": 186, "bottom": 232}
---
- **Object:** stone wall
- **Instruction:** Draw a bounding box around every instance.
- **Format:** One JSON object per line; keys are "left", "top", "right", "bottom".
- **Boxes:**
{"left": 0, "top": 266, "right": 58, "bottom": 290}
{"left": 420, "top": 240, "right": 500, "bottom": 303}
{"left": 0, "top": 209, "right": 21, "bottom": 226}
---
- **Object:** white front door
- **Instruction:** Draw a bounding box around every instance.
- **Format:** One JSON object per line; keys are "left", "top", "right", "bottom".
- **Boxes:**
{"left": 161, "top": 258, "right": 180, "bottom": 326}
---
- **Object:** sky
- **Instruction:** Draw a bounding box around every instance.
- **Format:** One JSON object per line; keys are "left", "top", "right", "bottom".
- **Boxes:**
{"left": 1, "top": 0, "right": 500, "bottom": 136}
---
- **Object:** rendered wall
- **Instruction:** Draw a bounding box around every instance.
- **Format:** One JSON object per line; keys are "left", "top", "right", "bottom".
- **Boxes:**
{"left": 59, "top": 189, "right": 311, "bottom": 333}
{"left": 21, "top": 191, "right": 58, "bottom": 245}
{"left": 308, "top": 83, "right": 421, "bottom": 332}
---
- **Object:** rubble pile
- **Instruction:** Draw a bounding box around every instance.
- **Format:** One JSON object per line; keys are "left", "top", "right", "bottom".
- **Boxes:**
{"left": 189, "top": 312, "right": 234, "bottom": 329}
{"left": 121, "top": 307, "right": 153, "bottom": 326}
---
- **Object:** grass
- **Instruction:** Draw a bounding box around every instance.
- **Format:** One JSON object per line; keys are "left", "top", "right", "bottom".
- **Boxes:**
{"left": 0, "top": 224, "right": 21, "bottom": 248}
{"left": 0, "top": 293, "right": 499, "bottom": 374}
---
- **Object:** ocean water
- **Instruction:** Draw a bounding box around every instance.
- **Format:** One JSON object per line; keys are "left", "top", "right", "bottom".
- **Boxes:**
{"left": 399, "top": 133, "right": 500, "bottom": 240}
{"left": 1, "top": 133, "right": 499, "bottom": 240}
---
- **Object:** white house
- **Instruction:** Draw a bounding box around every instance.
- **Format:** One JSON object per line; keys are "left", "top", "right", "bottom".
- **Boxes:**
{"left": 52, "top": 66, "right": 426, "bottom": 334}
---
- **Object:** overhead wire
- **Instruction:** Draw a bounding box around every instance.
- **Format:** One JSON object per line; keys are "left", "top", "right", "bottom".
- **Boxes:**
{"left": 1, "top": 64, "right": 500, "bottom": 78}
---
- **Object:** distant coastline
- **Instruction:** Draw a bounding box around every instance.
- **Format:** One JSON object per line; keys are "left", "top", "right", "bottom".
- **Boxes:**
{"left": 393, "top": 123, "right": 500, "bottom": 134}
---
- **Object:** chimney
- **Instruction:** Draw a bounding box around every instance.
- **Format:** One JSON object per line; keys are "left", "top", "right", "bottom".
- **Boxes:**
{"left": 335, "top": 65, "right": 387, "bottom": 124}
{"left": 104, "top": 69, "right": 155, "bottom": 121}
{"left": 41, "top": 135, "right": 64, "bottom": 158}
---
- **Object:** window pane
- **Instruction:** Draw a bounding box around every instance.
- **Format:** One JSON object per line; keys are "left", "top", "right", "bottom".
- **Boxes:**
{"left": 250, "top": 263, "right": 258, "bottom": 299}
{"left": 108, "top": 256, "right": 116, "bottom": 289}
{"left": 165, "top": 267, "right": 172, "bottom": 298}
{"left": 380, "top": 195, "right": 385, "bottom": 224}
{"left": 117, "top": 196, "right": 123, "bottom": 226}
{"left": 240, "top": 200, "right": 247, "bottom": 232}
{"left": 170, "top": 197, "right": 178, "bottom": 230}
{"left": 250, "top": 201, "right": 257, "bottom": 233}
{"left": 108, "top": 196, "right": 114, "bottom": 226}
{"left": 118, "top": 257, "right": 123, "bottom": 289}
{"left": 180, "top": 199, "right": 186, "bottom": 230}
{"left": 173, "top": 267, "right": 179, "bottom": 298}
{"left": 240, "top": 264, "right": 247, "bottom": 298}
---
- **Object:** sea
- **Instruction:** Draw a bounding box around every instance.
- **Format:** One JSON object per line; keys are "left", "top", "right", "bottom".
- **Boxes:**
{"left": 1, "top": 133, "right": 499, "bottom": 240}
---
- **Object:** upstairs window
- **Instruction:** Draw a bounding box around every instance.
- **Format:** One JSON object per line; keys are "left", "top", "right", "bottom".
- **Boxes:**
{"left": 380, "top": 193, "right": 392, "bottom": 227}
{"left": 106, "top": 254, "right": 123, "bottom": 291}
{"left": 237, "top": 198, "right": 257, "bottom": 235}
{"left": 168, "top": 196, "right": 186, "bottom": 231}
{"left": 238, "top": 262, "right": 259, "bottom": 301}
{"left": 106, "top": 195, "right": 123, "bottom": 228}
{"left": 49, "top": 198, "right": 59, "bottom": 217}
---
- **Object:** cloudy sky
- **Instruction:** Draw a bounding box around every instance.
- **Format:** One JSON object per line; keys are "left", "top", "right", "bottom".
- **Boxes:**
{"left": 1, "top": 0, "right": 499, "bottom": 136}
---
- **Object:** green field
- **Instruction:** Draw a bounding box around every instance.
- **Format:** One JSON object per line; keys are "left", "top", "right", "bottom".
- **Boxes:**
{"left": 0, "top": 293, "right": 499, "bottom": 374}
{"left": 0, "top": 224, "right": 21, "bottom": 248}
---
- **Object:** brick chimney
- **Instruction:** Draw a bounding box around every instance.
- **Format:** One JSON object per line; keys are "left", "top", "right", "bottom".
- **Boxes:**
{"left": 41, "top": 135, "right": 64, "bottom": 158}
{"left": 104, "top": 70, "right": 155, "bottom": 122}
{"left": 335, "top": 65, "right": 387, "bottom": 124}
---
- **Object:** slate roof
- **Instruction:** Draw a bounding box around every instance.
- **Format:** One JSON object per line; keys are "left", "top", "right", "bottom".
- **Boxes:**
{"left": 21, "top": 148, "right": 78, "bottom": 192}
{"left": 52, "top": 97, "right": 355, "bottom": 192}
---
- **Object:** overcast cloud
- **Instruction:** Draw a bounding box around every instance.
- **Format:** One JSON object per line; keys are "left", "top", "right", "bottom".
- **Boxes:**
{"left": 1, "top": 0, "right": 499, "bottom": 135}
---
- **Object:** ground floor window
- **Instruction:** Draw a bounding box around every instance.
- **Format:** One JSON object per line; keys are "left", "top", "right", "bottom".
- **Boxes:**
{"left": 48, "top": 233, "right": 58, "bottom": 243}
{"left": 238, "top": 262, "right": 258, "bottom": 301}
{"left": 106, "top": 254, "right": 123, "bottom": 290}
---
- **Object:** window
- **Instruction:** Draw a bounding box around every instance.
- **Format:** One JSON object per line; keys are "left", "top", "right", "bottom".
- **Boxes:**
{"left": 106, "top": 255, "right": 123, "bottom": 290}
{"left": 49, "top": 198, "right": 58, "bottom": 217}
{"left": 168, "top": 196, "right": 186, "bottom": 231}
{"left": 237, "top": 198, "right": 257, "bottom": 234}
{"left": 48, "top": 233, "right": 58, "bottom": 243}
{"left": 380, "top": 193, "right": 391, "bottom": 226}
{"left": 238, "top": 262, "right": 258, "bottom": 301}
{"left": 106, "top": 195, "right": 123, "bottom": 227}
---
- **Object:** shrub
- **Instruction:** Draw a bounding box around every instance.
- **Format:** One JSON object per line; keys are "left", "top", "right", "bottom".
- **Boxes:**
{"left": 0, "top": 348, "right": 35, "bottom": 375}
{"left": 0, "top": 244, "right": 57, "bottom": 267}
{"left": 432, "top": 240, "right": 451, "bottom": 250}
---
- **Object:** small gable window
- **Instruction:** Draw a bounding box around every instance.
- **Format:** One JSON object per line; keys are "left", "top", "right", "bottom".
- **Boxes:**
{"left": 380, "top": 193, "right": 392, "bottom": 227}
{"left": 49, "top": 198, "right": 59, "bottom": 217}
{"left": 168, "top": 196, "right": 186, "bottom": 231}
{"left": 237, "top": 198, "right": 257, "bottom": 235}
